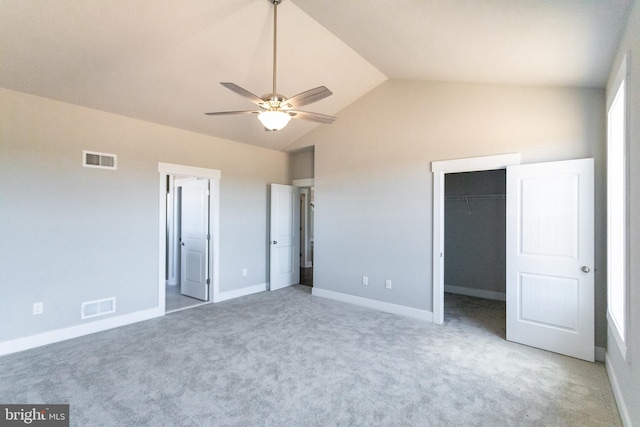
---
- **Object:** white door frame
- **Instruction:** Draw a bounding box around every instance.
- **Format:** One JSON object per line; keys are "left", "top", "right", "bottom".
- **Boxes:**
{"left": 431, "top": 153, "right": 521, "bottom": 324}
{"left": 158, "top": 162, "right": 221, "bottom": 314}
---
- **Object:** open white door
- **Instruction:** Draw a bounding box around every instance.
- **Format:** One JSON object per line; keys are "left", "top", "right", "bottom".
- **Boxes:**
{"left": 269, "top": 184, "right": 300, "bottom": 291}
{"left": 180, "top": 179, "right": 209, "bottom": 301}
{"left": 506, "top": 158, "right": 594, "bottom": 361}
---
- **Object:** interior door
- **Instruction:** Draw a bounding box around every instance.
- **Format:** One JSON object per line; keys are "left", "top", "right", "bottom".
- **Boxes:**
{"left": 269, "top": 184, "right": 300, "bottom": 291}
{"left": 180, "top": 178, "right": 210, "bottom": 301}
{"left": 506, "top": 158, "right": 594, "bottom": 361}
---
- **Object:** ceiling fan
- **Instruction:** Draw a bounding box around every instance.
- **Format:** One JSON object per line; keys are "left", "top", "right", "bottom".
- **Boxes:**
{"left": 204, "top": 0, "right": 336, "bottom": 131}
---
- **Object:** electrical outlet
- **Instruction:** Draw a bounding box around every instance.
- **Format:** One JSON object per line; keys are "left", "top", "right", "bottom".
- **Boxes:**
{"left": 385, "top": 280, "right": 392, "bottom": 289}
{"left": 242, "top": 268, "right": 248, "bottom": 277}
{"left": 362, "top": 276, "right": 368, "bottom": 285}
{"left": 33, "top": 302, "right": 44, "bottom": 315}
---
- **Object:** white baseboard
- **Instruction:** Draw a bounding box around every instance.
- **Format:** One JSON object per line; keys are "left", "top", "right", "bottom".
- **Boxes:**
{"left": 445, "top": 284, "right": 506, "bottom": 302}
{"left": 606, "top": 354, "right": 632, "bottom": 426}
{"left": 312, "top": 288, "right": 433, "bottom": 322}
{"left": 215, "top": 283, "right": 267, "bottom": 303}
{"left": 0, "top": 307, "right": 161, "bottom": 357}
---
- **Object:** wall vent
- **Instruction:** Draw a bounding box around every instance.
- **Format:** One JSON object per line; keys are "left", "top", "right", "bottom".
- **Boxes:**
{"left": 81, "top": 297, "right": 116, "bottom": 319}
{"left": 83, "top": 150, "right": 117, "bottom": 170}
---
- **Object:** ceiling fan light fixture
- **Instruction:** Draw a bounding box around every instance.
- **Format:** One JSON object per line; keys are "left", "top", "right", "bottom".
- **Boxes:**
{"left": 204, "top": 0, "right": 335, "bottom": 129}
{"left": 258, "top": 110, "right": 291, "bottom": 131}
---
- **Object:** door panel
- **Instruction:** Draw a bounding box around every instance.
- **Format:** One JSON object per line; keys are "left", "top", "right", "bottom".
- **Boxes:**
{"left": 180, "top": 179, "right": 209, "bottom": 301}
{"left": 269, "top": 184, "right": 300, "bottom": 291}
{"left": 506, "top": 159, "right": 594, "bottom": 361}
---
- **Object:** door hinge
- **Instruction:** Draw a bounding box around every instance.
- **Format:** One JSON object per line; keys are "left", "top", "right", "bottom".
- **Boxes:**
{"left": 207, "top": 234, "right": 210, "bottom": 240}
{"left": 206, "top": 278, "right": 210, "bottom": 285}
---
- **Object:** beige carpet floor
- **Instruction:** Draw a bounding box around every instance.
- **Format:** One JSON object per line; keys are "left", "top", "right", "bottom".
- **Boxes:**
{"left": 0, "top": 286, "right": 621, "bottom": 426}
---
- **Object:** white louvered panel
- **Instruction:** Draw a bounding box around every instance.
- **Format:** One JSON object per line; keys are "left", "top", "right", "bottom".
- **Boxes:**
{"left": 520, "top": 174, "right": 579, "bottom": 258}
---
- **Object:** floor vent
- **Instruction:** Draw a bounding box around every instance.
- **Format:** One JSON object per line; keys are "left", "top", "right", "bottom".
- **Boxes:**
{"left": 83, "top": 150, "right": 117, "bottom": 170}
{"left": 81, "top": 297, "right": 116, "bottom": 319}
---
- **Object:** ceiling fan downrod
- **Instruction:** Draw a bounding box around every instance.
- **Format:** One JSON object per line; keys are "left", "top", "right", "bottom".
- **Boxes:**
{"left": 270, "top": 0, "right": 282, "bottom": 97}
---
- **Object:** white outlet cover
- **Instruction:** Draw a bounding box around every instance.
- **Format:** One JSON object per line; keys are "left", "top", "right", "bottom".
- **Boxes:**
{"left": 385, "top": 280, "right": 392, "bottom": 289}
{"left": 362, "top": 276, "right": 368, "bottom": 285}
{"left": 33, "top": 302, "right": 44, "bottom": 315}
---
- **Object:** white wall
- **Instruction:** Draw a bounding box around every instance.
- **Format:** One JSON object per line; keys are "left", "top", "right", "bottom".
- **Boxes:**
{"left": 290, "top": 80, "right": 607, "bottom": 346}
{"left": 605, "top": 1, "right": 640, "bottom": 424}
{"left": 0, "top": 88, "right": 289, "bottom": 344}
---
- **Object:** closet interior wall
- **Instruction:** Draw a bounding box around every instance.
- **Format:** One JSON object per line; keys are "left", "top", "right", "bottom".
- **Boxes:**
{"left": 444, "top": 169, "right": 506, "bottom": 300}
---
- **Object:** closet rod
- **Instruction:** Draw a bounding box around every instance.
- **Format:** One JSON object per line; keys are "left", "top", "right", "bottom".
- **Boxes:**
{"left": 444, "top": 194, "right": 505, "bottom": 201}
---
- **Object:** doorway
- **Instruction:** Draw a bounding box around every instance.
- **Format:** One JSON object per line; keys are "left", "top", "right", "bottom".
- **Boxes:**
{"left": 293, "top": 179, "right": 314, "bottom": 287}
{"left": 166, "top": 177, "right": 211, "bottom": 311}
{"left": 444, "top": 170, "right": 506, "bottom": 336}
{"left": 432, "top": 153, "right": 521, "bottom": 324}
{"left": 299, "top": 187, "right": 314, "bottom": 286}
{"left": 158, "top": 163, "right": 221, "bottom": 314}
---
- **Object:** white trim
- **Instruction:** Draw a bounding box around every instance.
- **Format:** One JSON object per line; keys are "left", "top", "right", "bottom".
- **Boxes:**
{"left": 606, "top": 354, "right": 632, "bottom": 427}
{"left": 312, "top": 288, "right": 433, "bottom": 322}
{"left": 292, "top": 178, "right": 314, "bottom": 187}
{"left": 216, "top": 283, "right": 267, "bottom": 302}
{"left": 431, "top": 153, "right": 521, "bottom": 173}
{"left": 607, "top": 319, "right": 628, "bottom": 360}
{"left": 158, "top": 173, "right": 167, "bottom": 314}
{"left": 158, "top": 162, "right": 221, "bottom": 179}
{"left": 210, "top": 179, "right": 221, "bottom": 302}
{"left": 594, "top": 346, "right": 605, "bottom": 362}
{"left": 431, "top": 153, "right": 521, "bottom": 324}
{"left": 0, "top": 308, "right": 160, "bottom": 356}
{"left": 444, "top": 285, "right": 506, "bottom": 302}
{"left": 158, "top": 163, "right": 221, "bottom": 313}
{"left": 606, "top": 54, "right": 630, "bottom": 358}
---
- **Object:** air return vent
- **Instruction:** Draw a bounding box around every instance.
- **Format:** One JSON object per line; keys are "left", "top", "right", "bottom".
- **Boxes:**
{"left": 83, "top": 150, "right": 117, "bottom": 170}
{"left": 81, "top": 297, "right": 116, "bottom": 319}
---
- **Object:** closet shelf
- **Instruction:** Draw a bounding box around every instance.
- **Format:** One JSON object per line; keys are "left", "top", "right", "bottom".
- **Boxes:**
{"left": 445, "top": 194, "right": 505, "bottom": 201}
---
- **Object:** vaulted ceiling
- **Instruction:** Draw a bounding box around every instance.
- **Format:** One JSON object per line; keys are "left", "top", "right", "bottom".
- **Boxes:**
{"left": 0, "top": 0, "right": 633, "bottom": 151}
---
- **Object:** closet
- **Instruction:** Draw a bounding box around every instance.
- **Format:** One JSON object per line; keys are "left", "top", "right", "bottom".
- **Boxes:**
{"left": 444, "top": 169, "right": 506, "bottom": 301}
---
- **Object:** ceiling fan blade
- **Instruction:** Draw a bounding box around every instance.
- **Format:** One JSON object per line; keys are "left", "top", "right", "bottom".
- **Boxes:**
{"left": 220, "top": 82, "right": 265, "bottom": 106}
{"left": 204, "top": 110, "right": 260, "bottom": 116}
{"left": 282, "top": 86, "right": 333, "bottom": 109}
{"left": 289, "top": 110, "right": 336, "bottom": 124}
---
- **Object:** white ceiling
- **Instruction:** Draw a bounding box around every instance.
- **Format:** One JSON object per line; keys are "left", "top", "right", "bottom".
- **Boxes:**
{"left": 0, "top": 0, "right": 633, "bottom": 151}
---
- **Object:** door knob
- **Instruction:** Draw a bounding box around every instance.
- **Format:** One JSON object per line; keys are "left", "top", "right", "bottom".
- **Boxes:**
{"left": 581, "top": 266, "right": 590, "bottom": 273}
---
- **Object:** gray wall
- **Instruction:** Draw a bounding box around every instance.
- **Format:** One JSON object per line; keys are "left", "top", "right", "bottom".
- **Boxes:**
{"left": 0, "top": 88, "right": 289, "bottom": 342}
{"left": 605, "top": 1, "right": 640, "bottom": 424}
{"left": 290, "top": 147, "right": 314, "bottom": 180}
{"left": 444, "top": 170, "right": 506, "bottom": 296}
{"left": 289, "top": 79, "right": 607, "bottom": 347}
